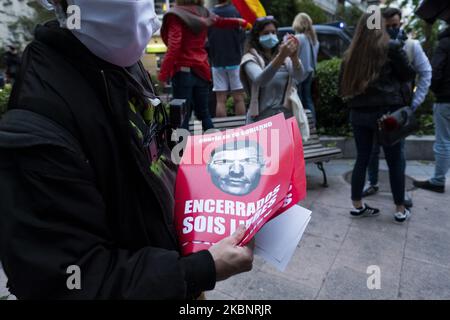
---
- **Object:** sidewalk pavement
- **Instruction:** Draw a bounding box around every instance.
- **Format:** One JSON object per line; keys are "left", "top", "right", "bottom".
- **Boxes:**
{"left": 206, "top": 159, "right": 450, "bottom": 300}
{"left": 1, "top": 160, "right": 449, "bottom": 300}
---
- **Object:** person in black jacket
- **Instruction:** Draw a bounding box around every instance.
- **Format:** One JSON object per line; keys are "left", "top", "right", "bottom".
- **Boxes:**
{"left": 414, "top": 25, "right": 450, "bottom": 193}
{"left": 208, "top": 0, "right": 246, "bottom": 117}
{"left": 339, "top": 13, "right": 416, "bottom": 223}
{"left": 0, "top": 0, "right": 253, "bottom": 300}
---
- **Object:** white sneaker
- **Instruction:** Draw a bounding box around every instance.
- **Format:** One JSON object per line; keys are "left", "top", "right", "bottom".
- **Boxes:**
{"left": 394, "top": 208, "right": 411, "bottom": 223}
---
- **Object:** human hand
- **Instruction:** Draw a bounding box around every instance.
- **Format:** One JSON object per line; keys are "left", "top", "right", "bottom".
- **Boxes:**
{"left": 238, "top": 19, "right": 252, "bottom": 30}
{"left": 279, "top": 37, "right": 298, "bottom": 59}
{"left": 286, "top": 34, "right": 300, "bottom": 58}
{"left": 208, "top": 225, "right": 254, "bottom": 282}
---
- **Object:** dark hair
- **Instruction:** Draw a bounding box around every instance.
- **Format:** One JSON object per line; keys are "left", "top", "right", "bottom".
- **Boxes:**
{"left": 56, "top": 0, "right": 68, "bottom": 11}
{"left": 209, "top": 140, "right": 265, "bottom": 165}
{"left": 382, "top": 7, "right": 402, "bottom": 20}
{"left": 245, "top": 17, "right": 279, "bottom": 63}
{"left": 340, "top": 13, "right": 390, "bottom": 99}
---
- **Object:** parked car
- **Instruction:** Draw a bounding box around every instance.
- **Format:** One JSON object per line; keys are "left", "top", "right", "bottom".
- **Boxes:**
{"left": 278, "top": 23, "right": 353, "bottom": 61}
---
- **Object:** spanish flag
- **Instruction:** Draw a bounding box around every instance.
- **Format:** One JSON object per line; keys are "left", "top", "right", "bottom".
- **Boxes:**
{"left": 232, "top": 0, "right": 266, "bottom": 25}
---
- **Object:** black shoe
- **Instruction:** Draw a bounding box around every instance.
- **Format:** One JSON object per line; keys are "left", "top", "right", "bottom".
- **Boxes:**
{"left": 413, "top": 180, "right": 445, "bottom": 193}
{"left": 362, "top": 184, "right": 379, "bottom": 197}
{"left": 350, "top": 204, "right": 380, "bottom": 217}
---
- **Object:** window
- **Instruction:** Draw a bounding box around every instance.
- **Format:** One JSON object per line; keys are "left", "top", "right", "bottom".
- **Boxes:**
{"left": 317, "top": 33, "right": 348, "bottom": 60}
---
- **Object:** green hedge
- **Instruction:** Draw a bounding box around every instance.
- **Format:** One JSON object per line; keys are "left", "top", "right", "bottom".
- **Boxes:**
{"left": 0, "top": 85, "right": 12, "bottom": 118}
{"left": 314, "top": 58, "right": 435, "bottom": 136}
{"left": 315, "top": 58, "right": 351, "bottom": 136}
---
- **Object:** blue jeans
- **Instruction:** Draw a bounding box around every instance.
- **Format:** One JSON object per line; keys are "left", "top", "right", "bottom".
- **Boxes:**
{"left": 298, "top": 73, "right": 316, "bottom": 122}
{"left": 172, "top": 71, "right": 214, "bottom": 131}
{"left": 350, "top": 110, "right": 405, "bottom": 205}
{"left": 430, "top": 103, "right": 450, "bottom": 186}
{"left": 367, "top": 140, "right": 406, "bottom": 186}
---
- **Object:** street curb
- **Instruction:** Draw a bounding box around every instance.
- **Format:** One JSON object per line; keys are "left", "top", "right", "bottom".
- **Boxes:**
{"left": 320, "top": 135, "right": 435, "bottom": 161}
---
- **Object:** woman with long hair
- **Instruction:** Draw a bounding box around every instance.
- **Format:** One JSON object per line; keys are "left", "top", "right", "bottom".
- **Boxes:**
{"left": 159, "top": 0, "right": 249, "bottom": 131}
{"left": 292, "top": 13, "right": 319, "bottom": 121}
{"left": 240, "top": 16, "right": 304, "bottom": 123}
{"left": 340, "top": 13, "right": 415, "bottom": 223}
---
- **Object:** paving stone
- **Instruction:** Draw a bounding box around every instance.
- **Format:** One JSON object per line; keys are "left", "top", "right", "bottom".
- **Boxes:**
{"left": 260, "top": 234, "right": 341, "bottom": 290}
{"left": 399, "top": 258, "right": 450, "bottom": 300}
{"left": 0, "top": 266, "right": 11, "bottom": 299}
{"left": 316, "top": 265, "right": 399, "bottom": 300}
{"left": 205, "top": 290, "right": 236, "bottom": 301}
{"left": 240, "top": 270, "right": 317, "bottom": 300}
{"left": 304, "top": 203, "right": 352, "bottom": 242}
{"left": 313, "top": 177, "right": 353, "bottom": 210}
{"left": 332, "top": 225, "right": 405, "bottom": 283}
{"left": 405, "top": 223, "right": 450, "bottom": 268}
{"left": 211, "top": 270, "right": 257, "bottom": 299}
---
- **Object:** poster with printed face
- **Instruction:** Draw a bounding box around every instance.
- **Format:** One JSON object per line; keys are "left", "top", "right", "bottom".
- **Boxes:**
{"left": 174, "top": 113, "right": 306, "bottom": 256}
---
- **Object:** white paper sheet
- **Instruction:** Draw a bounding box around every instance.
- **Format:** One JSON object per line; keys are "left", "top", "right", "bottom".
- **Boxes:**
{"left": 255, "top": 205, "right": 312, "bottom": 272}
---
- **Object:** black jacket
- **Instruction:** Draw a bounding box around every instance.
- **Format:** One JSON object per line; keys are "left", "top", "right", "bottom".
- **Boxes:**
{"left": 431, "top": 27, "right": 450, "bottom": 102}
{"left": 0, "top": 21, "right": 215, "bottom": 300}
{"left": 340, "top": 40, "right": 416, "bottom": 109}
{"left": 208, "top": 4, "right": 244, "bottom": 68}
{"left": 3, "top": 50, "right": 21, "bottom": 78}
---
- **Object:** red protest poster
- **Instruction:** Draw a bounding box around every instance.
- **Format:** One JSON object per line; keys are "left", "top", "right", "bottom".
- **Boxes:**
{"left": 269, "top": 117, "right": 307, "bottom": 221}
{"left": 174, "top": 114, "right": 306, "bottom": 256}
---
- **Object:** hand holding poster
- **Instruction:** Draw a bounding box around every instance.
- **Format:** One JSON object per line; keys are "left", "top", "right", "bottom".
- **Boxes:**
{"left": 174, "top": 114, "right": 306, "bottom": 256}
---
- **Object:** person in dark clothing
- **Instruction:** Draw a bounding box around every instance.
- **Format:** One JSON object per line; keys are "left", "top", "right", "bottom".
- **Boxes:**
{"left": 0, "top": 0, "right": 253, "bottom": 300}
{"left": 208, "top": 0, "right": 246, "bottom": 117}
{"left": 414, "top": 25, "right": 450, "bottom": 193}
{"left": 159, "top": 0, "right": 249, "bottom": 131}
{"left": 3, "top": 45, "right": 21, "bottom": 85}
{"left": 339, "top": 13, "right": 416, "bottom": 223}
{"left": 362, "top": 7, "right": 432, "bottom": 207}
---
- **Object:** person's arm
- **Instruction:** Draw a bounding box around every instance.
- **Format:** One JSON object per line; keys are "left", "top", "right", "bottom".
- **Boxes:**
{"left": 159, "top": 15, "right": 183, "bottom": 82}
{"left": 410, "top": 41, "right": 432, "bottom": 110}
{"left": 287, "top": 36, "right": 304, "bottom": 83}
{"left": 243, "top": 40, "right": 297, "bottom": 87}
{"left": 287, "top": 56, "right": 304, "bottom": 84}
{"left": 244, "top": 61, "right": 282, "bottom": 88}
{"left": 388, "top": 40, "right": 416, "bottom": 82}
{"left": 296, "top": 34, "right": 311, "bottom": 83}
{"left": 430, "top": 38, "right": 450, "bottom": 94}
{"left": 212, "top": 15, "right": 250, "bottom": 30}
{"left": 0, "top": 145, "right": 216, "bottom": 299}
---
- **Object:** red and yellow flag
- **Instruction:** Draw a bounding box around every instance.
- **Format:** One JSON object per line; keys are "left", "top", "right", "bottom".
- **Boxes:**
{"left": 232, "top": 0, "right": 266, "bottom": 25}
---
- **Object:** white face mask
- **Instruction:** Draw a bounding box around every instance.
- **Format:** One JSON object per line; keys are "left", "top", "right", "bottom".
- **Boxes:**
{"left": 67, "top": 0, "right": 161, "bottom": 67}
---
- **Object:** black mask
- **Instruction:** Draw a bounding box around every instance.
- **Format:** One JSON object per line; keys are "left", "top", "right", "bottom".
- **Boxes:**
{"left": 387, "top": 27, "right": 401, "bottom": 40}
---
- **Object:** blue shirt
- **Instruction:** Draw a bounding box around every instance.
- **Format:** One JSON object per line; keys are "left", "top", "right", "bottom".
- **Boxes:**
{"left": 208, "top": 4, "right": 245, "bottom": 68}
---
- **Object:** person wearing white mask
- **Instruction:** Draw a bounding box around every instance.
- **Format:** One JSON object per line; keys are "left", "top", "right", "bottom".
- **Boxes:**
{"left": 0, "top": 0, "right": 253, "bottom": 299}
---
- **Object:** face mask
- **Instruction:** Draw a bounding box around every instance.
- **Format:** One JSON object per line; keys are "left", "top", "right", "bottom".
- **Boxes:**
{"left": 68, "top": 0, "right": 161, "bottom": 67}
{"left": 259, "top": 34, "right": 279, "bottom": 49}
{"left": 387, "top": 27, "right": 401, "bottom": 40}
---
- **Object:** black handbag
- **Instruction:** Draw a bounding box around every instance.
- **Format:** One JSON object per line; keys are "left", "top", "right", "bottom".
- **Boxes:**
{"left": 377, "top": 106, "right": 419, "bottom": 146}
{"left": 254, "top": 105, "right": 293, "bottom": 122}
